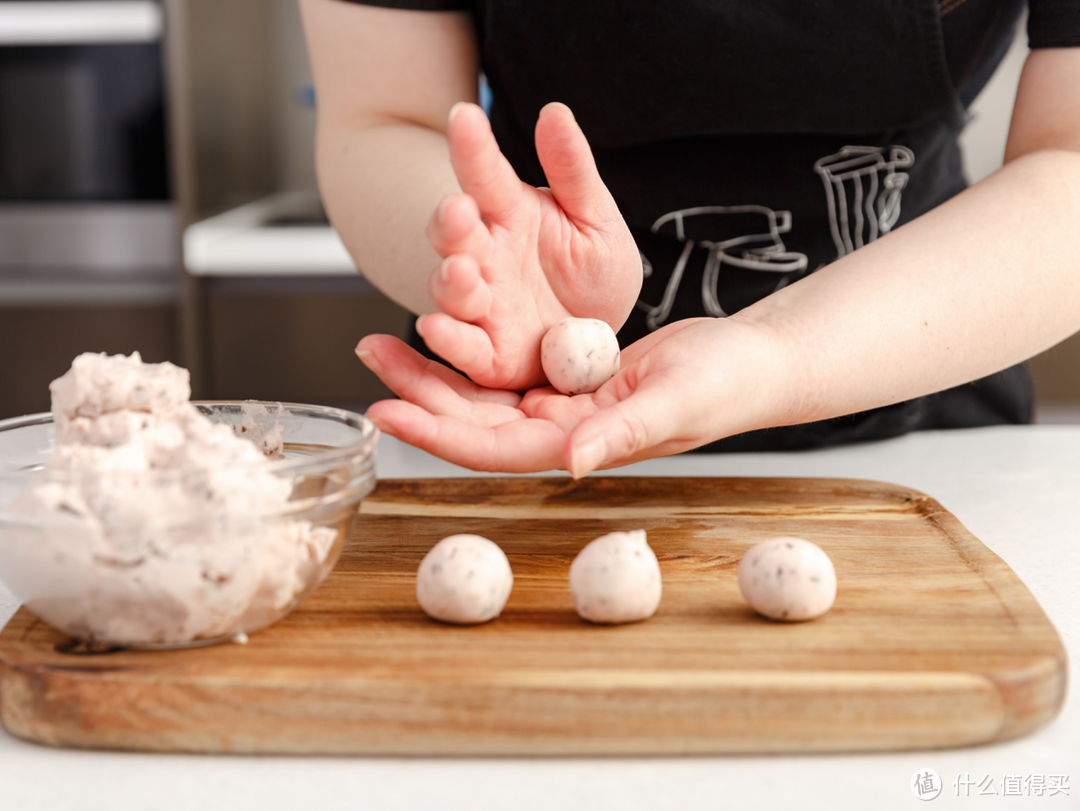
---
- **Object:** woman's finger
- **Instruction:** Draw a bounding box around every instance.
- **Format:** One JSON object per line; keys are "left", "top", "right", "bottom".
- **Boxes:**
{"left": 365, "top": 399, "right": 568, "bottom": 473}
{"left": 355, "top": 334, "right": 521, "bottom": 419}
{"left": 534, "top": 102, "right": 624, "bottom": 229}
{"left": 447, "top": 101, "right": 523, "bottom": 219}
{"left": 416, "top": 312, "right": 544, "bottom": 390}
{"left": 425, "top": 192, "right": 493, "bottom": 261}
{"left": 415, "top": 312, "right": 497, "bottom": 380}
{"left": 563, "top": 382, "right": 687, "bottom": 477}
{"left": 428, "top": 253, "right": 494, "bottom": 323}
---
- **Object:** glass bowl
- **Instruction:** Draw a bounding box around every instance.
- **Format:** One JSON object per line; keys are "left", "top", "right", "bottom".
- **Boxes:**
{"left": 0, "top": 401, "right": 377, "bottom": 649}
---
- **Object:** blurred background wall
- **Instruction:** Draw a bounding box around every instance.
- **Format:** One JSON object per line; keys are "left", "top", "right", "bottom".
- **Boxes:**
{"left": 0, "top": 0, "right": 409, "bottom": 419}
{"left": 0, "top": 2, "right": 1076, "bottom": 421}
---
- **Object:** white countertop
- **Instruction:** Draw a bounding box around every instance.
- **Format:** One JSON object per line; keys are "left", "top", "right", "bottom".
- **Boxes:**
{"left": 1, "top": 426, "right": 1076, "bottom": 811}
{"left": 183, "top": 191, "right": 357, "bottom": 277}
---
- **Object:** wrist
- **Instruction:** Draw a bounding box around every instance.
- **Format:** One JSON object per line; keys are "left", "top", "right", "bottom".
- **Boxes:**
{"left": 705, "top": 312, "right": 809, "bottom": 439}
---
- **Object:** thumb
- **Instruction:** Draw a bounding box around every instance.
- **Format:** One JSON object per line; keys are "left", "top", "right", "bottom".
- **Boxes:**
{"left": 564, "top": 389, "right": 681, "bottom": 478}
{"left": 534, "top": 102, "right": 623, "bottom": 228}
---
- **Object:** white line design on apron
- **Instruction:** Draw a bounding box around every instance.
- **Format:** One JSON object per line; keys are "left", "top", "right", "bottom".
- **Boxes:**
{"left": 638, "top": 205, "right": 807, "bottom": 330}
{"left": 636, "top": 146, "right": 911, "bottom": 331}
{"left": 814, "top": 145, "right": 914, "bottom": 258}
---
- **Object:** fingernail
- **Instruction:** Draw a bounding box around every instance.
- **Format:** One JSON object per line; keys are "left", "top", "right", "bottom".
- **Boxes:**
{"left": 436, "top": 194, "right": 452, "bottom": 222}
{"left": 439, "top": 257, "right": 452, "bottom": 284}
{"left": 415, "top": 315, "right": 428, "bottom": 338}
{"left": 568, "top": 436, "right": 606, "bottom": 479}
{"left": 544, "top": 101, "right": 575, "bottom": 122}
{"left": 449, "top": 101, "right": 467, "bottom": 124}
{"left": 355, "top": 346, "right": 381, "bottom": 373}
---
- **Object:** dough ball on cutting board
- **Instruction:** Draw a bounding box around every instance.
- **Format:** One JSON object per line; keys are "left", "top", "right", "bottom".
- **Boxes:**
{"left": 416, "top": 534, "right": 513, "bottom": 625}
{"left": 569, "top": 530, "right": 662, "bottom": 624}
{"left": 541, "top": 317, "right": 620, "bottom": 395}
{"left": 737, "top": 536, "right": 836, "bottom": 621}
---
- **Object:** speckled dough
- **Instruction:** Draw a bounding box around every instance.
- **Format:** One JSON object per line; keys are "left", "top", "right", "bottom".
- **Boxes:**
{"left": 569, "top": 530, "right": 661, "bottom": 624}
{"left": 540, "top": 317, "right": 620, "bottom": 395}
{"left": 737, "top": 536, "right": 837, "bottom": 621}
{"left": 416, "top": 534, "right": 513, "bottom": 624}
{"left": 3, "top": 352, "right": 337, "bottom": 646}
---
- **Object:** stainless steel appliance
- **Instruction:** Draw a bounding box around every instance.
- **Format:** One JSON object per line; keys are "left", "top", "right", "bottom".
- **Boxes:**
{"left": 0, "top": 0, "right": 176, "bottom": 304}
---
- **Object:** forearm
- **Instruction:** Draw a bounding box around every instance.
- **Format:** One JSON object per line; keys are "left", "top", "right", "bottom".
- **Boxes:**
{"left": 317, "top": 121, "right": 460, "bottom": 315}
{"left": 736, "top": 148, "right": 1080, "bottom": 428}
{"left": 299, "top": 0, "right": 479, "bottom": 315}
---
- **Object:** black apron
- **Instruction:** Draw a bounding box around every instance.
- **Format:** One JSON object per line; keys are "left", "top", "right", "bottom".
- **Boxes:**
{"left": 410, "top": 1, "right": 1034, "bottom": 450}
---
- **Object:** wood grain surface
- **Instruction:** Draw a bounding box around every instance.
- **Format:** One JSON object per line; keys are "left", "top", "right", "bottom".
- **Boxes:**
{"left": 0, "top": 477, "right": 1067, "bottom": 755}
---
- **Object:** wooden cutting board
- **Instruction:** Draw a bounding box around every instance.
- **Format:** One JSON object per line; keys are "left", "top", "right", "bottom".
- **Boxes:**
{"left": 0, "top": 477, "right": 1066, "bottom": 755}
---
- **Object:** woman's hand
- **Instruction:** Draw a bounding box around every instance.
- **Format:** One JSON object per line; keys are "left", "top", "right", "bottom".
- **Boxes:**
{"left": 419, "top": 101, "right": 642, "bottom": 391}
{"left": 356, "top": 317, "right": 789, "bottom": 475}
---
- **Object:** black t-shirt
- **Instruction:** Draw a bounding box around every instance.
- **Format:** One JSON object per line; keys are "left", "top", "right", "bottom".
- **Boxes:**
{"left": 348, "top": 0, "right": 1078, "bottom": 102}
{"left": 336, "top": 1, "right": 1079, "bottom": 449}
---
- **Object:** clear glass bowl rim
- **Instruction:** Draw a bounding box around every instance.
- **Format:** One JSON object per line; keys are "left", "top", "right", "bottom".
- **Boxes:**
{"left": 0, "top": 400, "right": 379, "bottom": 482}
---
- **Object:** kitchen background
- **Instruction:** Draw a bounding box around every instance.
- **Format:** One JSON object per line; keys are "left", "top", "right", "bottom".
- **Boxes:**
{"left": 1, "top": 1, "right": 1077, "bottom": 422}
